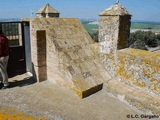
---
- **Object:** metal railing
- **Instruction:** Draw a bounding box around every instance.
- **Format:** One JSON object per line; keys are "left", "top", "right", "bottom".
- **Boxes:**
{"left": 0, "top": 22, "right": 23, "bottom": 46}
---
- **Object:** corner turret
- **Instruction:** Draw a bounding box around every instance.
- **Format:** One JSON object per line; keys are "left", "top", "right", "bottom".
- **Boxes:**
{"left": 36, "top": 3, "right": 60, "bottom": 18}
{"left": 99, "top": 2, "right": 132, "bottom": 54}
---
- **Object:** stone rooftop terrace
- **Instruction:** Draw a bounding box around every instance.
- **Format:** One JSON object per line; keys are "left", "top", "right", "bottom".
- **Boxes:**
{"left": 0, "top": 73, "right": 147, "bottom": 120}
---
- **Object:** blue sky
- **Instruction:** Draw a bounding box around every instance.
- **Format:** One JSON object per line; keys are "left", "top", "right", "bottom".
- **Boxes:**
{"left": 0, "top": 0, "right": 160, "bottom": 22}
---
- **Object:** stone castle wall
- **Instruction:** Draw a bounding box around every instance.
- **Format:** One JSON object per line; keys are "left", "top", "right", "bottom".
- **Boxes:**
{"left": 23, "top": 2, "right": 159, "bottom": 98}
{"left": 103, "top": 48, "right": 160, "bottom": 95}
{"left": 99, "top": 16, "right": 119, "bottom": 54}
{"left": 29, "top": 16, "right": 160, "bottom": 97}
{"left": 99, "top": 3, "right": 159, "bottom": 96}
{"left": 99, "top": 16, "right": 159, "bottom": 96}
{"left": 99, "top": 15, "right": 131, "bottom": 53}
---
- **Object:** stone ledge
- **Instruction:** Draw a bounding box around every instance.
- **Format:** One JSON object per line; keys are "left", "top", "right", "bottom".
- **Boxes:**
{"left": 119, "top": 48, "right": 160, "bottom": 59}
{"left": 82, "top": 84, "right": 103, "bottom": 98}
{"left": 103, "top": 80, "right": 160, "bottom": 114}
{"left": 73, "top": 84, "right": 103, "bottom": 98}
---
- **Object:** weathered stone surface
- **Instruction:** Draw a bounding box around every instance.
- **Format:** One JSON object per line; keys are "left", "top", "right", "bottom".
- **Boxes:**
{"left": 118, "top": 16, "right": 131, "bottom": 49}
{"left": 32, "top": 30, "right": 47, "bottom": 82}
{"left": 99, "top": 2, "right": 159, "bottom": 98}
{"left": 154, "top": 50, "right": 160, "bottom": 56}
{"left": 99, "top": 13, "right": 131, "bottom": 55}
{"left": 33, "top": 66, "right": 47, "bottom": 82}
{"left": 0, "top": 74, "right": 144, "bottom": 120}
{"left": 104, "top": 80, "right": 160, "bottom": 114}
{"left": 99, "top": 15, "right": 120, "bottom": 54}
{"left": 103, "top": 48, "right": 160, "bottom": 95}
{"left": 19, "top": 2, "right": 160, "bottom": 114}
{"left": 99, "top": 3, "right": 131, "bottom": 16}
{"left": 36, "top": 3, "right": 59, "bottom": 18}
{"left": 30, "top": 18, "right": 111, "bottom": 97}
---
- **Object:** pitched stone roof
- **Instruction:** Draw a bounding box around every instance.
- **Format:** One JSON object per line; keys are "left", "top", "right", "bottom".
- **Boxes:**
{"left": 36, "top": 3, "right": 59, "bottom": 14}
{"left": 30, "top": 18, "right": 111, "bottom": 97}
{"left": 99, "top": 3, "right": 131, "bottom": 16}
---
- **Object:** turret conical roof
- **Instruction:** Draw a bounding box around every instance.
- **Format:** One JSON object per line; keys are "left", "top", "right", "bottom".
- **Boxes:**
{"left": 99, "top": 3, "right": 131, "bottom": 16}
{"left": 36, "top": 3, "right": 59, "bottom": 14}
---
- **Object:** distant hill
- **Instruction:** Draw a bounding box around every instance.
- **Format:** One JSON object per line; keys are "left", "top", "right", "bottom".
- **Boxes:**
{"left": 80, "top": 18, "right": 97, "bottom": 22}
{"left": 87, "top": 20, "right": 160, "bottom": 25}
{"left": 81, "top": 20, "right": 160, "bottom": 34}
{"left": 132, "top": 20, "right": 160, "bottom": 25}
{"left": 88, "top": 21, "right": 99, "bottom": 25}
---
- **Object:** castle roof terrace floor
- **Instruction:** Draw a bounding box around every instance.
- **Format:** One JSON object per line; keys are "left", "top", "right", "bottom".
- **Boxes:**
{"left": 0, "top": 73, "right": 158, "bottom": 120}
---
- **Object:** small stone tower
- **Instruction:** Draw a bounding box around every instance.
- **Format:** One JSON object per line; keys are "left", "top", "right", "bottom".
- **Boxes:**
{"left": 36, "top": 3, "right": 60, "bottom": 18}
{"left": 99, "top": 2, "right": 131, "bottom": 54}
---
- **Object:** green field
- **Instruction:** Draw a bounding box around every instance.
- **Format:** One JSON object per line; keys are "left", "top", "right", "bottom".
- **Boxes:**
{"left": 81, "top": 21, "right": 98, "bottom": 34}
{"left": 81, "top": 21, "right": 160, "bottom": 34}
{"left": 131, "top": 23, "right": 160, "bottom": 29}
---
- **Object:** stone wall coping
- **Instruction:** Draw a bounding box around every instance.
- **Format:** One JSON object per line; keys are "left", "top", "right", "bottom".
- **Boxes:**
{"left": 118, "top": 48, "right": 160, "bottom": 59}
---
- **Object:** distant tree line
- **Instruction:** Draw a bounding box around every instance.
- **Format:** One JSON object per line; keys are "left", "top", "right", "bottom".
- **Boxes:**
{"left": 89, "top": 30, "right": 160, "bottom": 50}
{"left": 89, "top": 31, "right": 99, "bottom": 42}
{"left": 129, "top": 31, "right": 160, "bottom": 50}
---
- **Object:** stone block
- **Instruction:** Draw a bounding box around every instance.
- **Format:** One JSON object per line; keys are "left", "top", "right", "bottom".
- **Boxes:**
{"left": 33, "top": 66, "right": 47, "bottom": 82}
{"left": 31, "top": 30, "right": 47, "bottom": 82}
{"left": 82, "top": 84, "right": 103, "bottom": 98}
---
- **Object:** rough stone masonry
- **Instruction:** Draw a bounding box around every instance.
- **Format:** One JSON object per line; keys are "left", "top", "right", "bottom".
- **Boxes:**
{"left": 99, "top": 3, "right": 160, "bottom": 96}
{"left": 22, "top": 2, "right": 159, "bottom": 99}
{"left": 29, "top": 18, "right": 111, "bottom": 98}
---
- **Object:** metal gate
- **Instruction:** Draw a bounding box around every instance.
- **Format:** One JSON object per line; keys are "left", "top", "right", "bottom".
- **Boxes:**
{"left": 0, "top": 21, "right": 27, "bottom": 77}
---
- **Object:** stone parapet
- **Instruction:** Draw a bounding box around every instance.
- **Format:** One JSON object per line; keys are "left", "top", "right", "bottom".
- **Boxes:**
{"left": 104, "top": 80, "right": 160, "bottom": 114}
{"left": 104, "top": 48, "right": 160, "bottom": 95}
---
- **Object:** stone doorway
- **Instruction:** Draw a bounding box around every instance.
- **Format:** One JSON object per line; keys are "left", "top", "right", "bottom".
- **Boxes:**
{"left": 0, "top": 21, "right": 32, "bottom": 77}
